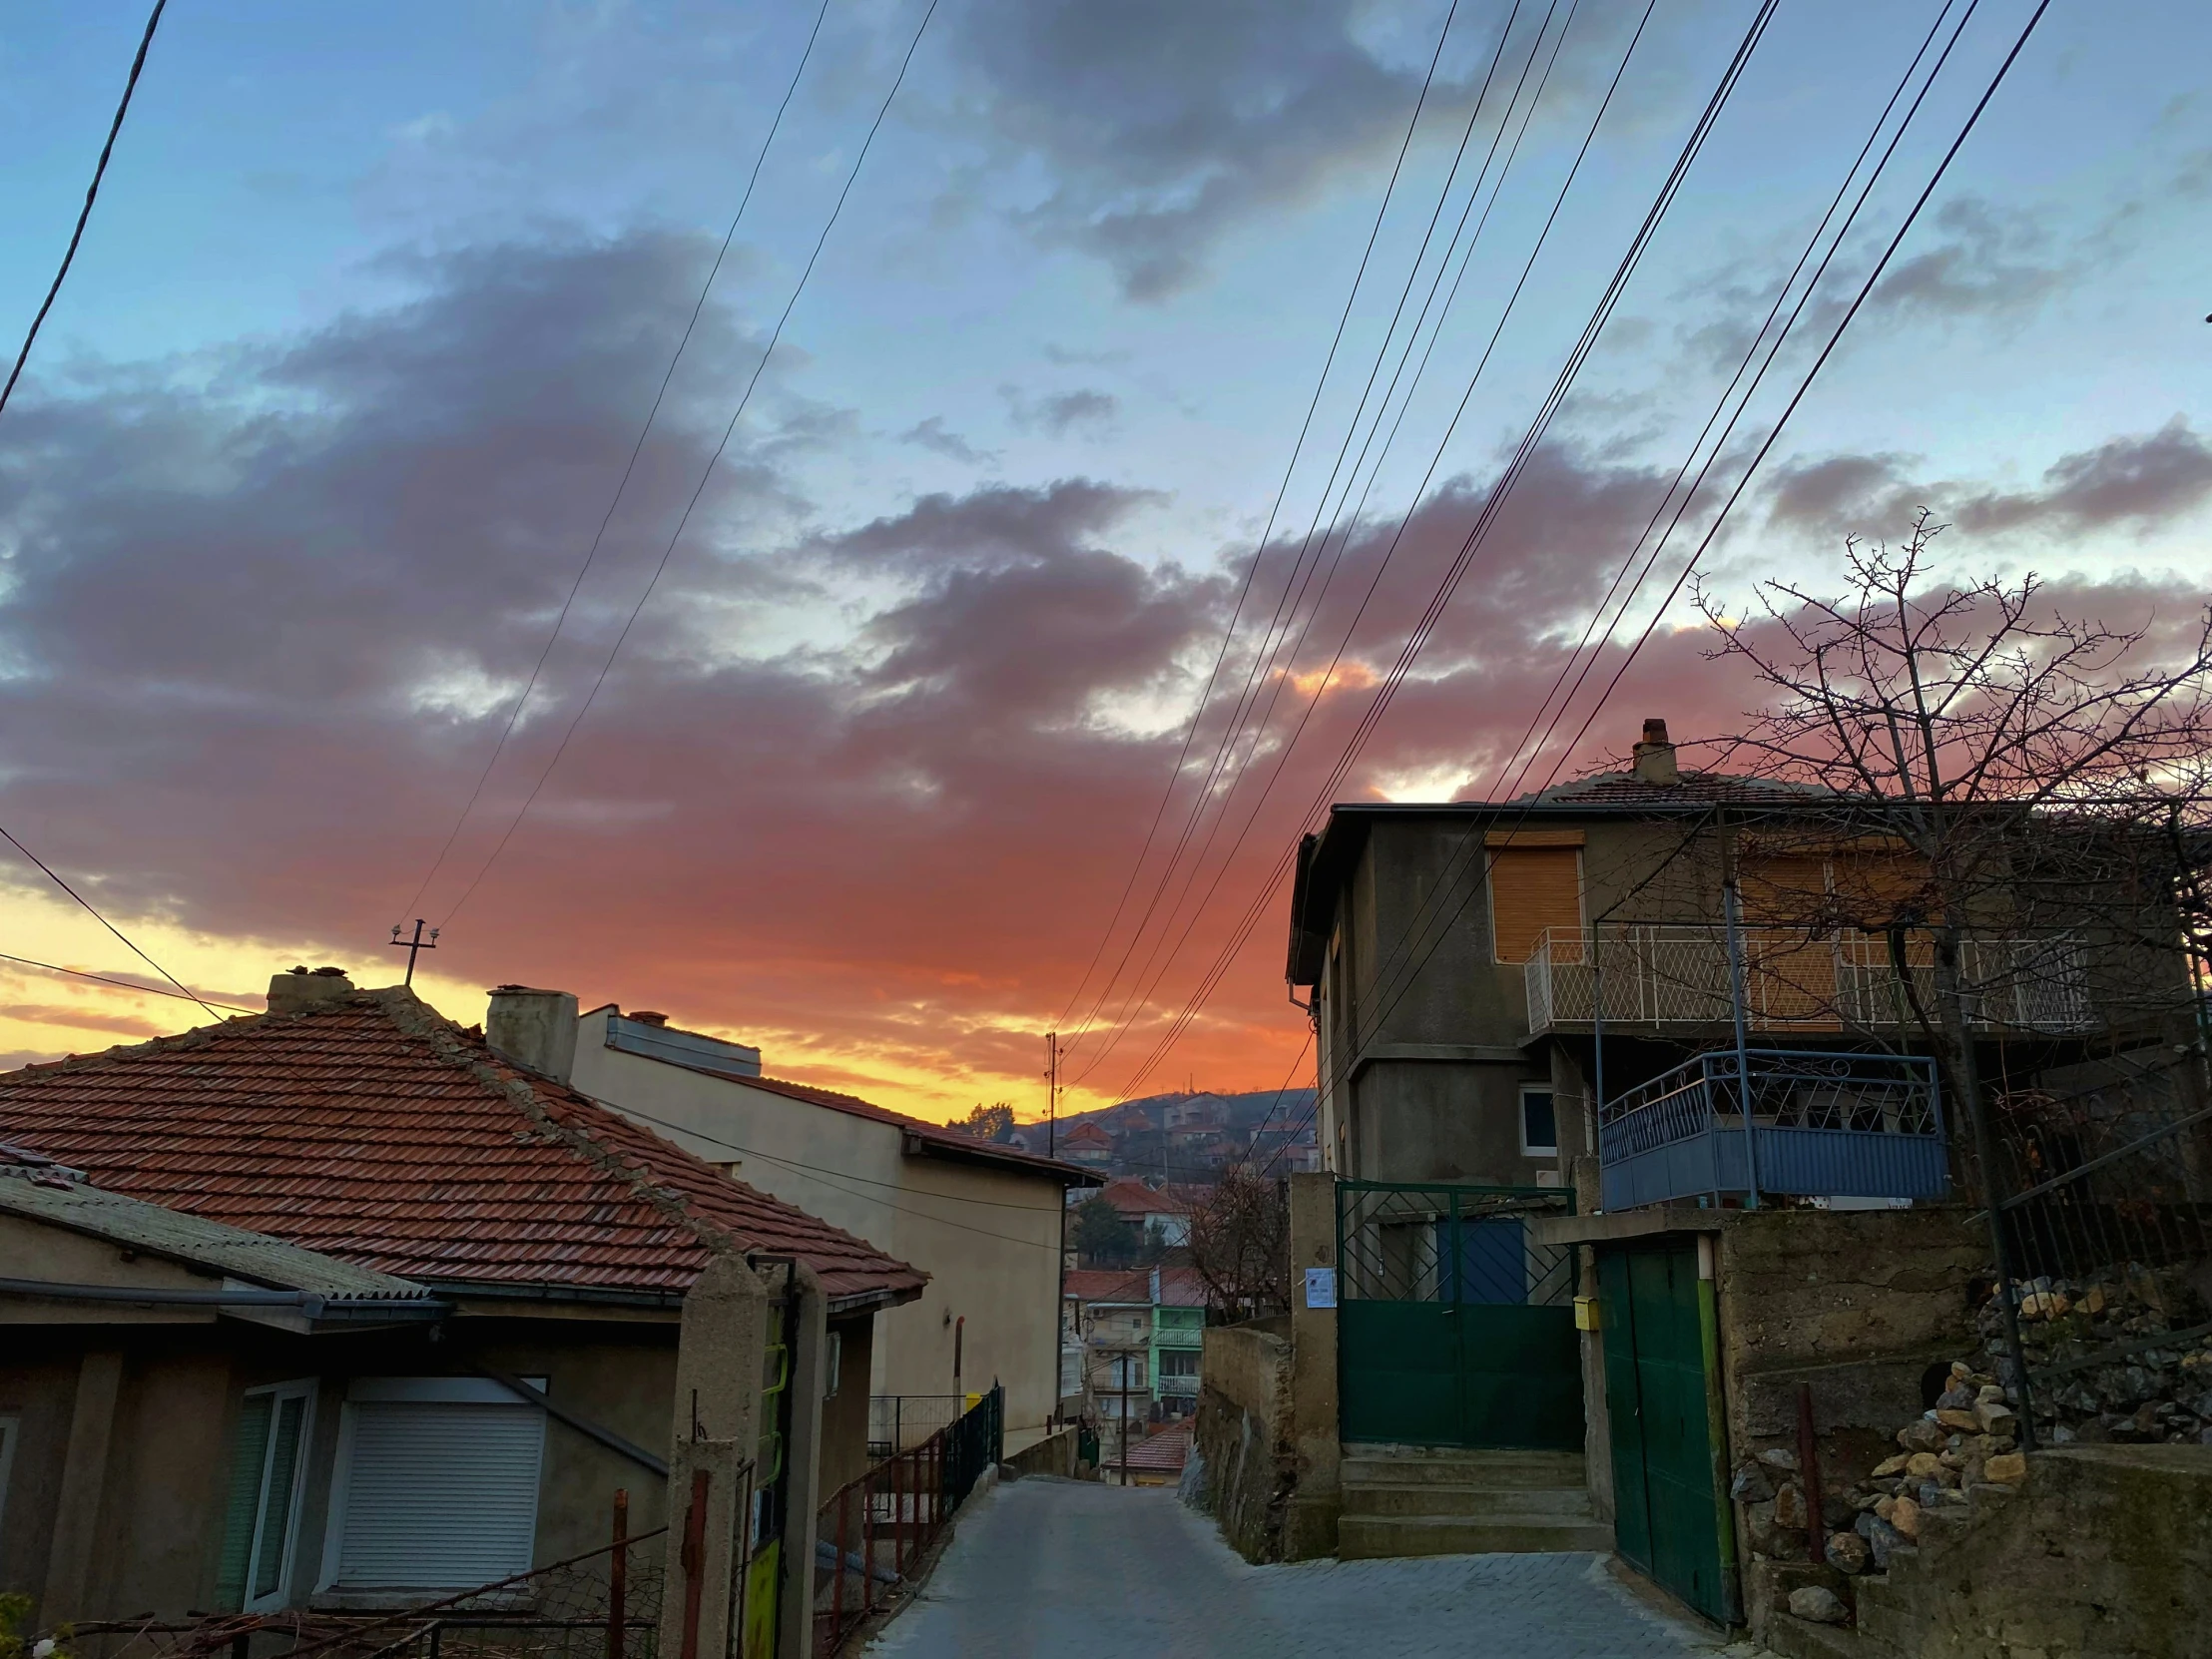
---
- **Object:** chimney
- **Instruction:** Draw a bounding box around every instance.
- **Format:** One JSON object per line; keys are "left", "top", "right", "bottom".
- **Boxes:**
{"left": 1632, "top": 718, "right": 1680, "bottom": 787}
{"left": 628, "top": 1010, "right": 669, "bottom": 1027}
{"left": 268, "top": 965, "right": 353, "bottom": 1014}
{"left": 485, "top": 985, "right": 579, "bottom": 1084}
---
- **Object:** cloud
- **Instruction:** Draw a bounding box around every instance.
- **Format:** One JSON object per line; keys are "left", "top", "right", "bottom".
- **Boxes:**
{"left": 1867, "top": 197, "right": 2075, "bottom": 324}
{"left": 1764, "top": 420, "right": 2212, "bottom": 542}
{"left": 946, "top": 0, "right": 1493, "bottom": 300}
{"left": 899, "top": 416, "right": 999, "bottom": 466}
{"left": 1001, "top": 385, "right": 1119, "bottom": 438}
{"left": 0, "top": 1004, "right": 168, "bottom": 1040}
{"left": 1954, "top": 419, "right": 2212, "bottom": 536}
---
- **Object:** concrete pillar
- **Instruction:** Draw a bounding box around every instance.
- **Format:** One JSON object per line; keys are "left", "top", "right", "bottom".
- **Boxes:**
{"left": 660, "top": 1256, "right": 771, "bottom": 1659}
{"left": 43, "top": 1349, "right": 125, "bottom": 1623}
{"left": 775, "top": 1264, "right": 831, "bottom": 1659}
{"left": 1284, "top": 1172, "right": 1341, "bottom": 1560}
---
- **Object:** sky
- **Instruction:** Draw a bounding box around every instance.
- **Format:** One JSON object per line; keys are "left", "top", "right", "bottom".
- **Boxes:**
{"left": 0, "top": 0, "right": 2205, "bottom": 1122}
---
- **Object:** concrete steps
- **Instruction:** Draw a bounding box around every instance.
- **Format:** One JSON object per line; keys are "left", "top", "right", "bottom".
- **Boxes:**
{"left": 1337, "top": 1448, "right": 1610, "bottom": 1559}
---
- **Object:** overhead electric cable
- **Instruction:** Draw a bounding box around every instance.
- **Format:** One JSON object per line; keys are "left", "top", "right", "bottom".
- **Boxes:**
{"left": 0, "top": 951, "right": 258, "bottom": 1014}
{"left": 0, "top": 0, "right": 166, "bottom": 422}
{"left": 1263, "top": 0, "right": 2055, "bottom": 1172}
{"left": 438, "top": 0, "right": 942, "bottom": 925}
{"left": 394, "top": 0, "right": 835, "bottom": 922}
{"left": 0, "top": 824, "right": 220, "bottom": 1019}
{"left": 1050, "top": 0, "right": 1474, "bottom": 1036}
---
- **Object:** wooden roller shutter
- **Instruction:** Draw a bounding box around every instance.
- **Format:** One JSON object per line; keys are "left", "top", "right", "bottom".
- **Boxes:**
{"left": 1487, "top": 845, "right": 1584, "bottom": 963}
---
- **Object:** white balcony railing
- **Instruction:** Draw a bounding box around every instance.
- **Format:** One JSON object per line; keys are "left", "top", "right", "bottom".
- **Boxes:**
{"left": 1525, "top": 925, "right": 2092, "bottom": 1036}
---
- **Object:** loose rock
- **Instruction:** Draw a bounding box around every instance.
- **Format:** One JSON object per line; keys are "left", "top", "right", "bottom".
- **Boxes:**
{"left": 1889, "top": 1494, "right": 1922, "bottom": 1539}
{"left": 1729, "top": 1460, "right": 1773, "bottom": 1503}
{"left": 1906, "top": 1451, "right": 1943, "bottom": 1480}
{"left": 1826, "top": 1530, "right": 1871, "bottom": 1574}
{"left": 1982, "top": 1451, "right": 2027, "bottom": 1484}
{"left": 1773, "top": 1481, "right": 1808, "bottom": 1530}
{"left": 1789, "top": 1586, "right": 1849, "bottom": 1625}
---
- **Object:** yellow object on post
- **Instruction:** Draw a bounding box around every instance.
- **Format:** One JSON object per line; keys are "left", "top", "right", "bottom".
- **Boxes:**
{"left": 1574, "top": 1296, "right": 1602, "bottom": 1332}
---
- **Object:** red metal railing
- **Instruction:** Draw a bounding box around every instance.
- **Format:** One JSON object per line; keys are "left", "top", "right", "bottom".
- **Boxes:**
{"left": 813, "top": 1385, "right": 1001, "bottom": 1655}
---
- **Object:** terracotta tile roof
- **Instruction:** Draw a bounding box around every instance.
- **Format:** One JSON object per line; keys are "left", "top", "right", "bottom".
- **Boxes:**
{"left": 1511, "top": 769, "right": 1839, "bottom": 808}
{"left": 1119, "top": 1419, "right": 1192, "bottom": 1472}
{"left": 1063, "top": 1266, "right": 1206, "bottom": 1307}
{"left": 0, "top": 989, "right": 925, "bottom": 1310}
{"left": 1094, "top": 1177, "right": 1195, "bottom": 1217}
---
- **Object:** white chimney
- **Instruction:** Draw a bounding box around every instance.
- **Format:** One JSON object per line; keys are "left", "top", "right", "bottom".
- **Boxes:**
{"left": 486, "top": 985, "right": 579, "bottom": 1084}
{"left": 268, "top": 966, "right": 353, "bottom": 1014}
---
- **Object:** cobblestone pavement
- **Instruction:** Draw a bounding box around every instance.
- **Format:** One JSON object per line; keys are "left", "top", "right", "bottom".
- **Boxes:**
{"left": 864, "top": 1477, "right": 1732, "bottom": 1659}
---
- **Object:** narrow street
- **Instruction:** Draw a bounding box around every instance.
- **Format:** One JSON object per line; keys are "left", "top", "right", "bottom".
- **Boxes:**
{"left": 865, "top": 1476, "right": 1734, "bottom": 1659}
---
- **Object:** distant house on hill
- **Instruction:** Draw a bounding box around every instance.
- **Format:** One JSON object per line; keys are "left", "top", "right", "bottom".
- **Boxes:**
{"left": 1055, "top": 1120, "right": 1116, "bottom": 1171}
{"left": 1093, "top": 1176, "right": 1198, "bottom": 1246}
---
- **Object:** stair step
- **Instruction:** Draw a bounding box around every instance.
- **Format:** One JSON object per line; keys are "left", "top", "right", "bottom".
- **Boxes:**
{"left": 1763, "top": 1611, "right": 1891, "bottom": 1659}
{"left": 1341, "top": 1482, "right": 1595, "bottom": 1519}
{"left": 1342, "top": 1449, "right": 1587, "bottom": 1488}
{"left": 1337, "top": 1513, "right": 1612, "bottom": 1559}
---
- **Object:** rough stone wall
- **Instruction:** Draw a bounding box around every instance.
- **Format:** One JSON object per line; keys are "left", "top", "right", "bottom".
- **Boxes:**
{"left": 1193, "top": 1324, "right": 1294, "bottom": 1562}
{"left": 1716, "top": 1207, "right": 1986, "bottom": 1636}
{"left": 1861, "top": 1446, "right": 2212, "bottom": 1658}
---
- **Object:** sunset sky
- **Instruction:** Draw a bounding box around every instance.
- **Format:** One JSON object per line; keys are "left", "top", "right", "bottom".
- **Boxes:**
{"left": 0, "top": 0, "right": 2206, "bottom": 1122}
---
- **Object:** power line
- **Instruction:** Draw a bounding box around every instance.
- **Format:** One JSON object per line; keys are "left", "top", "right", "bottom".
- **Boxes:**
{"left": 1267, "top": 0, "right": 2056, "bottom": 1175}
{"left": 0, "top": 951, "right": 258, "bottom": 1014}
{"left": 0, "top": 824, "right": 220, "bottom": 1019}
{"left": 0, "top": 0, "right": 166, "bottom": 422}
{"left": 1051, "top": 0, "right": 1476, "bottom": 1040}
{"left": 439, "top": 0, "right": 942, "bottom": 925}
{"left": 393, "top": 0, "right": 835, "bottom": 925}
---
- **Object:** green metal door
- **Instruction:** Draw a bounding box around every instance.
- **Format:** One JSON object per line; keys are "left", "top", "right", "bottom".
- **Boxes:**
{"left": 1338, "top": 1183, "right": 1581, "bottom": 1449}
{"left": 1598, "top": 1240, "right": 1737, "bottom": 1624}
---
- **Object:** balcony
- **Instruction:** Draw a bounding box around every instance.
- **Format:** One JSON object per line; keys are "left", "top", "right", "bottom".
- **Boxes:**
{"left": 1598, "top": 1048, "right": 1949, "bottom": 1210}
{"left": 1525, "top": 925, "right": 2091, "bottom": 1037}
{"left": 1156, "top": 1373, "right": 1200, "bottom": 1399}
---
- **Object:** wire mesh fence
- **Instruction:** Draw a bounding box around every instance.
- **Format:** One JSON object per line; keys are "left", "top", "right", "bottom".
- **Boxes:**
{"left": 814, "top": 1385, "right": 1002, "bottom": 1657}
{"left": 863, "top": 1394, "right": 967, "bottom": 1460}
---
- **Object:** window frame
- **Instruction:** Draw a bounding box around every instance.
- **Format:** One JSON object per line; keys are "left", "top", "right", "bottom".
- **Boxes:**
{"left": 1518, "top": 1084, "right": 1560, "bottom": 1159}
{"left": 238, "top": 1378, "right": 318, "bottom": 1613}
{"left": 1484, "top": 840, "right": 1587, "bottom": 965}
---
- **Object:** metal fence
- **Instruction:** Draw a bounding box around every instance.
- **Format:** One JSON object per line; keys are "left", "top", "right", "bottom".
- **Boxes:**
{"left": 864, "top": 1394, "right": 967, "bottom": 1460}
{"left": 1979, "top": 1050, "right": 2212, "bottom": 1431}
{"left": 1336, "top": 1184, "right": 1574, "bottom": 1307}
{"left": 814, "top": 1385, "right": 1003, "bottom": 1656}
{"left": 79, "top": 1500, "right": 667, "bottom": 1659}
{"left": 1526, "top": 925, "right": 2093, "bottom": 1035}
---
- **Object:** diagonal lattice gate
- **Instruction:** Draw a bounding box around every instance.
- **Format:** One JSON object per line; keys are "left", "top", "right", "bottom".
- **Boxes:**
{"left": 1336, "top": 1182, "right": 1582, "bottom": 1449}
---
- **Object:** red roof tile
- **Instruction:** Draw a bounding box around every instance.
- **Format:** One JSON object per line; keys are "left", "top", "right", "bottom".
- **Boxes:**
{"left": 1119, "top": 1419, "right": 1192, "bottom": 1472}
{"left": 0, "top": 989, "right": 925, "bottom": 1310}
{"left": 1062, "top": 1266, "right": 1206, "bottom": 1307}
{"left": 1093, "top": 1177, "right": 1196, "bottom": 1217}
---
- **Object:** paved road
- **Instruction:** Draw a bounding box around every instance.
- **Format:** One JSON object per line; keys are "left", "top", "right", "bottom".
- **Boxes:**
{"left": 865, "top": 1477, "right": 1733, "bottom": 1659}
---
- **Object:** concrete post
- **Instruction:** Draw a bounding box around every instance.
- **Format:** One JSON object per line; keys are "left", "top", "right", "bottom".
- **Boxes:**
{"left": 775, "top": 1264, "right": 831, "bottom": 1659}
{"left": 660, "top": 1256, "right": 772, "bottom": 1659}
{"left": 42, "top": 1349, "right": 125, "bottom": 1624}
{"left": 1284, "top": 1172, "right": 1341, "bottom": 1560}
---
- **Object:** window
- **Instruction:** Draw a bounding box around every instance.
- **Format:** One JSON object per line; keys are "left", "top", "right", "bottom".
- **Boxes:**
{"left": 1520, "top": 1086, "right": 1558, "bottom": 1157}
{"left": 1485, "top": 834, "right": 1585, "bottom": 963}
{"left": 1160, "top": 1350, "right": 1201, "bottom": 1379}
{"left": 320, "top": 1378, "right": 546, "bottom": 1593}
{"left": 824, "top": 1331, "right": 842, "bottom": 1399}
{"left": 217, "top": 1380, "right": 316, "bottom": 1611}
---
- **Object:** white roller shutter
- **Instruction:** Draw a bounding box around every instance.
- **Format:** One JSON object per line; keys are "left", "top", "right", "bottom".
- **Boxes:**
{"left": 332, "top": 1400, "right": 546, "bottom": 1589}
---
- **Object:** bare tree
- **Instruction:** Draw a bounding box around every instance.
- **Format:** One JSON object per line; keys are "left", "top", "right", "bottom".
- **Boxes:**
{"left": 1693, "top": 513, "right": 2212, "bottom": 1436}
{"left": 1187, "top": 1171, "right": 1291, "bottom": 1322}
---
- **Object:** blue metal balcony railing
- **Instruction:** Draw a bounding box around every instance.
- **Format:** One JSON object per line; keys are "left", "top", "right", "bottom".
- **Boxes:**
{"left": 1598, "top": 1048, "right": 1949, "bottom": 1210}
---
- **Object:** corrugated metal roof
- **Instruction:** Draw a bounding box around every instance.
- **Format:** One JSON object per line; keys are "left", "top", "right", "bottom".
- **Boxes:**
{"left": 0, "top": 988, "right": 926, "bottom": 1309}
{"left": 0, "top": 1156, "right": 428, "bottom": 1299}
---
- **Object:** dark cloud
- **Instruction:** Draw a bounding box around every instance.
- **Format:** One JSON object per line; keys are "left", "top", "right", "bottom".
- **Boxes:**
{"left": 949, "top": 0, "right": 1488, "bottom": 300}
{"left": 1001, "top": 385, "right": 1119, "bottom": 437}
{"left": 1955, "top": 419, "right": 2212, "bottom": 536}
{"left": 899, "top": 415, "right": 999, "bottom": 465}
{"left": 1764, "top": 420, "right": 2212, "bottom": 542}
{"left": 1867, "top": 198, "right": 2074, "bottom": 323}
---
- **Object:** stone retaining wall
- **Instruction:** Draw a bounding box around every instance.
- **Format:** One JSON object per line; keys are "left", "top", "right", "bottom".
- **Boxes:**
{"left": 1002, "top": 1425, "right": 1092, "bottom": 1482}
{"left": 1194, "top": 1323, "right": 1295, "bottom": 1562}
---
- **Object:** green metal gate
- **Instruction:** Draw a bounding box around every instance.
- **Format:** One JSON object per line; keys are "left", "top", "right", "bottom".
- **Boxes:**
{"left": 1598, "top": 1239, "right": 1737, "bottom": 1625}
{"left": 1336, "top": 1182, "right": 1581, "bottom": 1449}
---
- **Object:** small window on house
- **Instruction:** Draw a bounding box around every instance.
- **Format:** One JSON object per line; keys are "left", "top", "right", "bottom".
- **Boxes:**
{"left": 1161, "top": 1351, "right": 1201, "bottom": 1379}
{"left": 217, "top": 1380, "right": 316, "bottom": 1611}
{"left": 1520, "top": 1087, "right": 1558, "bottom": 1158}
{"left": 1486, "top": 839, "right": 1585, "bottom": 963}
{"left": 824, "top": 1331, "right": 842, "bottom": 1399}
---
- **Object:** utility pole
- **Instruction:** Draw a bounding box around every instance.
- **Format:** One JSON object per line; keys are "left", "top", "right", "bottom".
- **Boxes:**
{"left": 387, "top": 918, "right": 439, "bottom": 987}
{"left": 1044, "top": 1031, "right": 1063, "bottom": 1158}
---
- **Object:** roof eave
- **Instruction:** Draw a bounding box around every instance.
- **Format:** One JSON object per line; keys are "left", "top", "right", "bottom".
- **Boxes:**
{"left": 898, "top": 1129, "right": 1102, "bottom": 1186}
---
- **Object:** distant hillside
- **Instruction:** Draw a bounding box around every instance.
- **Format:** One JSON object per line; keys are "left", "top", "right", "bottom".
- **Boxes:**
{"left": 1014, "top": 1084, "right": 1316, "bottom": 1140}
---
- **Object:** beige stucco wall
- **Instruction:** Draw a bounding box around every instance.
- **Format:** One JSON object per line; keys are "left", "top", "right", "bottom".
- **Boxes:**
{"left": 569, "top": 1009, "right": 1068, "bottom": 1434}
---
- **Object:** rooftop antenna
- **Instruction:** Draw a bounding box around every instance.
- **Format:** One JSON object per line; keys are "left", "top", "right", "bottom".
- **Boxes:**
{"left": 388, "top": 918, "right": 440, "bottom": 987}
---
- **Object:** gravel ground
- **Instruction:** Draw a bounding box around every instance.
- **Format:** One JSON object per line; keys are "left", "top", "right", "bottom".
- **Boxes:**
{"left": 863, "top": 1476, "right": 1736, "bottom": 1659}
